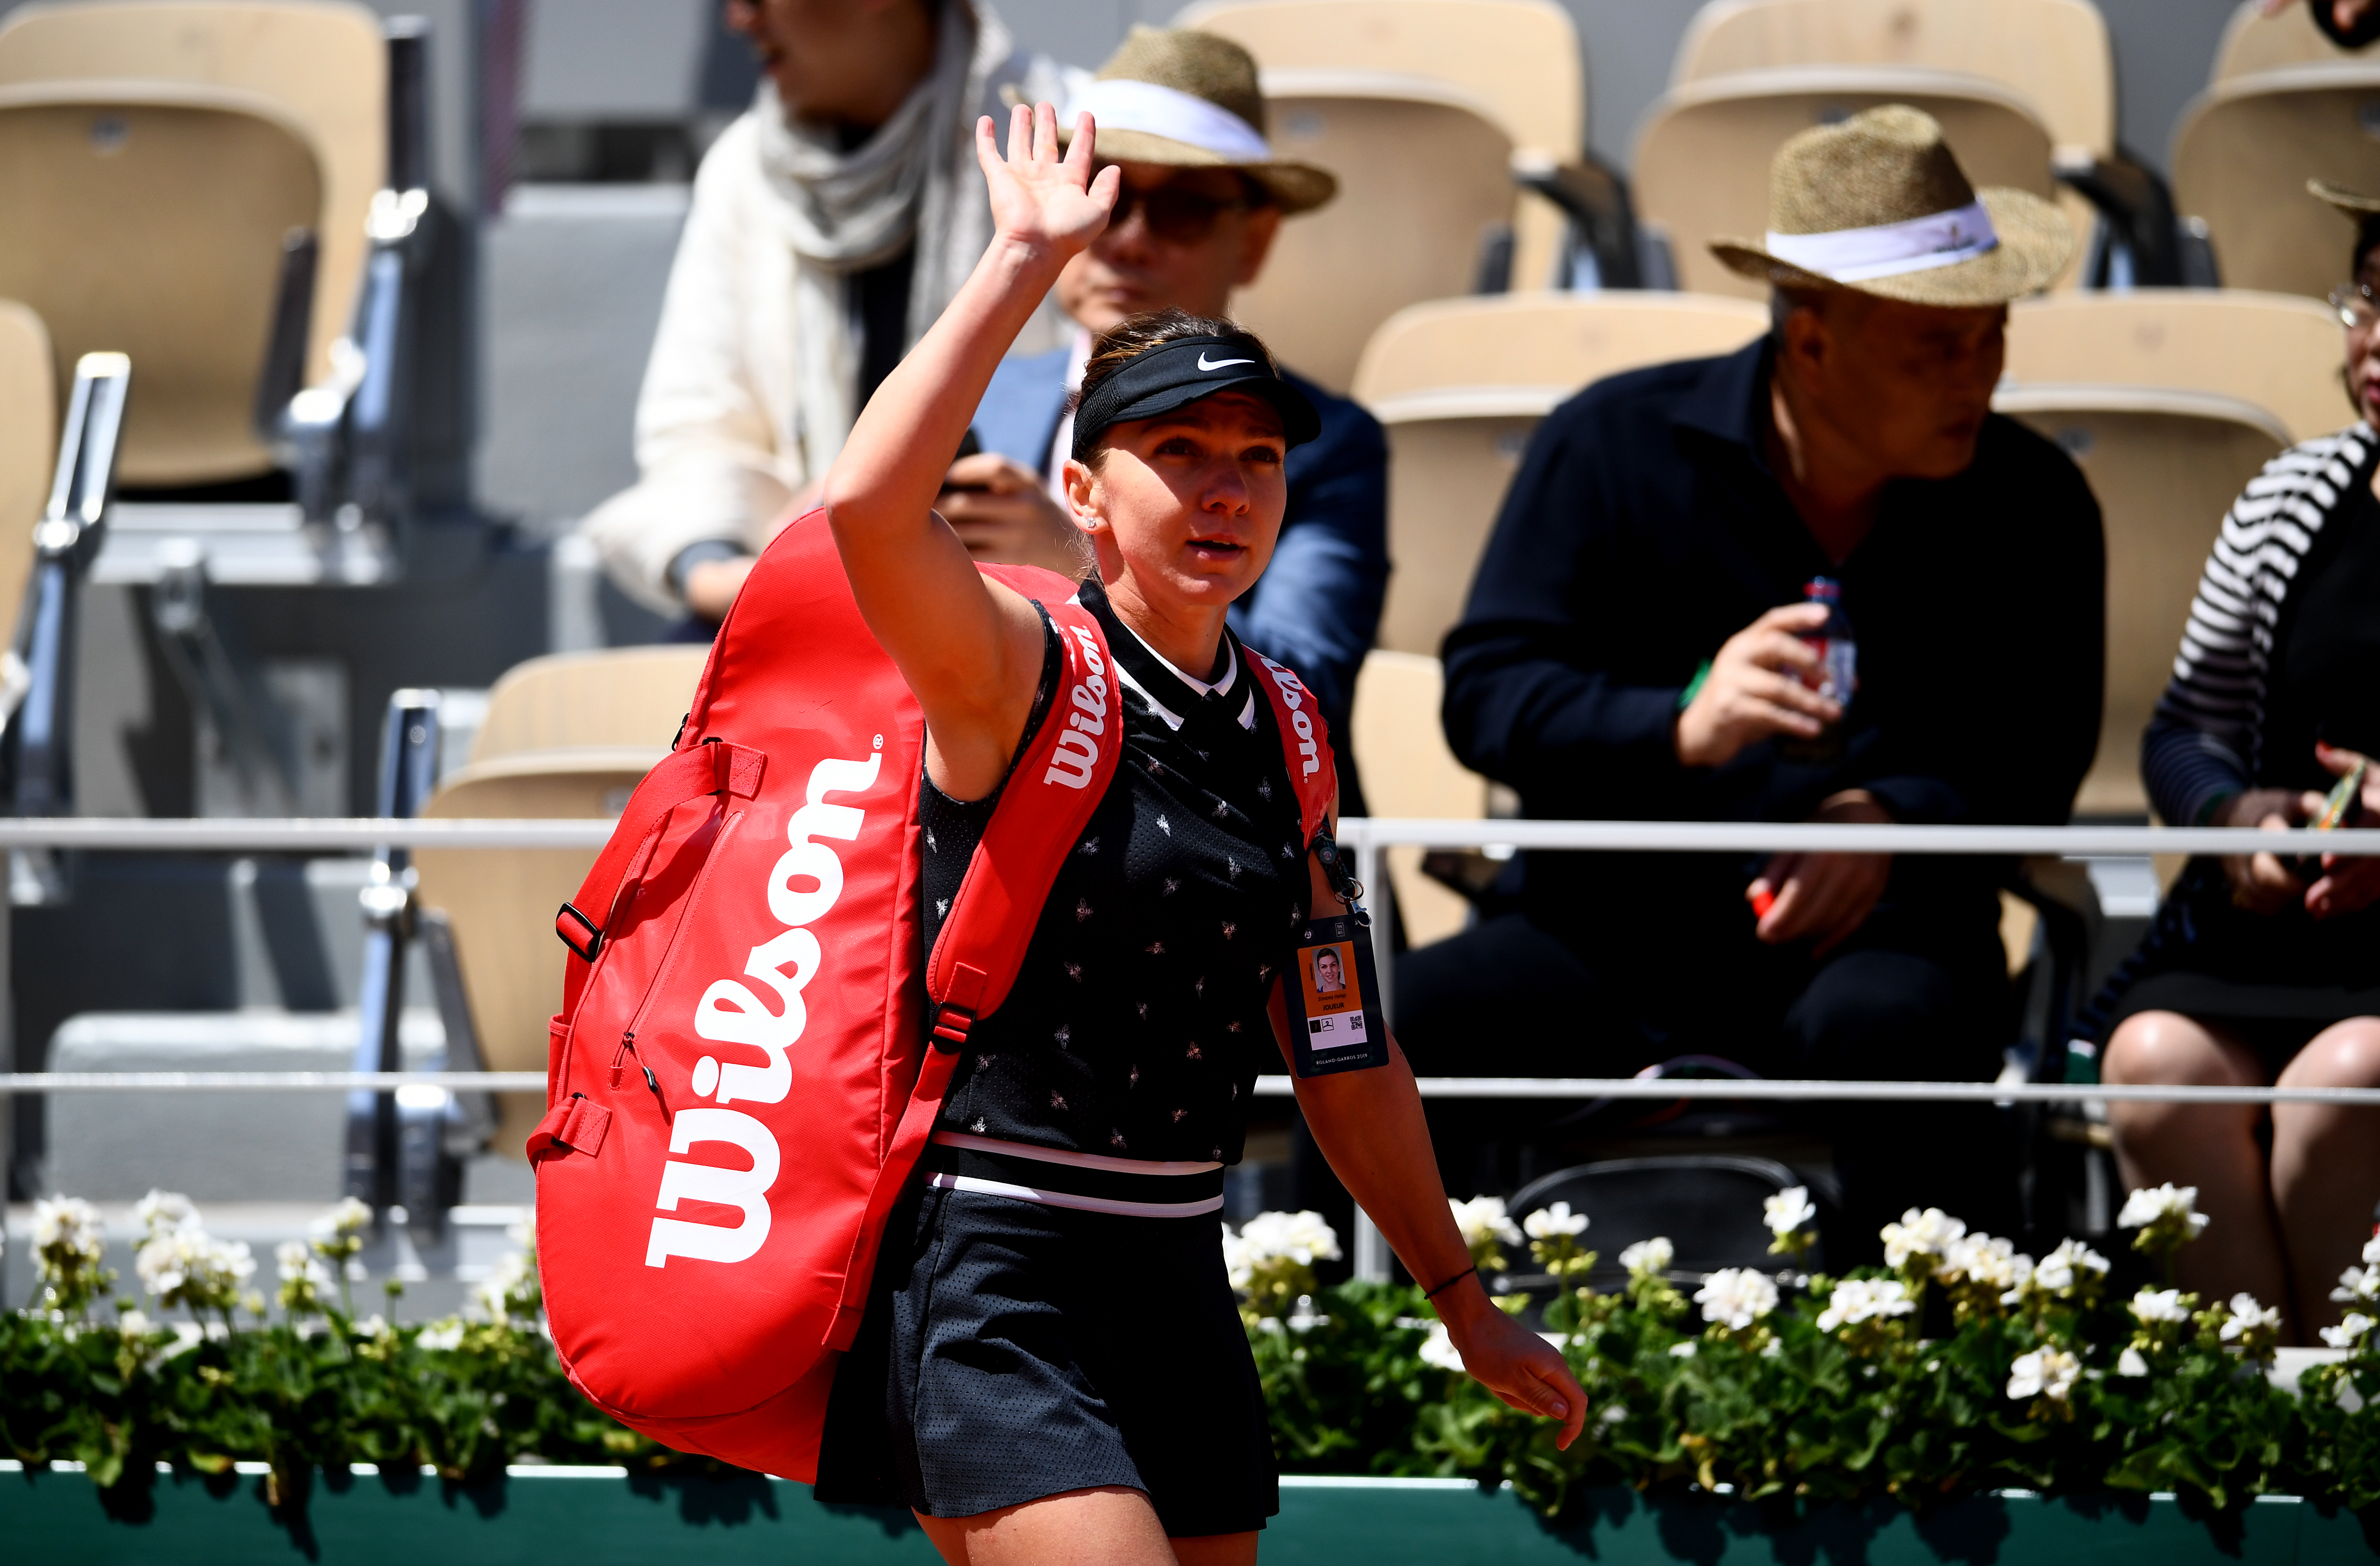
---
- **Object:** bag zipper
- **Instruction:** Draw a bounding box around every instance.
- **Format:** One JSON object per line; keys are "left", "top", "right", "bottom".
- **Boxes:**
{"left": 602, "top": 807, "right": 747, "bottom": 1118}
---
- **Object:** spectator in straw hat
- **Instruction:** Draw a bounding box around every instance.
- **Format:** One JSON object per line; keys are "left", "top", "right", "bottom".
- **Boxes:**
{"left": 955, "top": 28, "right": 1389, "bottom": 807}
{"left": 1401, "top": 106, "right": 2104, "bottom": 1259}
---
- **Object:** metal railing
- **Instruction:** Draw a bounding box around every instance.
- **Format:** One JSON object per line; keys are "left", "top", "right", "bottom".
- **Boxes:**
{"left": 8, "top": 814, "right": 2379, "bottom": 1278}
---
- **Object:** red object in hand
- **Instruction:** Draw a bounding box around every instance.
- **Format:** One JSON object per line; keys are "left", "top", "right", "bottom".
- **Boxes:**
{"left": 1750, "top": 888, "right": 1777, "bottom": 920}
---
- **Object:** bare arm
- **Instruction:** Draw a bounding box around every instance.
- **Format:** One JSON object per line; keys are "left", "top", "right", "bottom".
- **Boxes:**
{"left": 821, "top": 104, "right": 1118, "bottom": 801}
{"left": 1272, "top": 830, "right": 1588, "bottom": 1448}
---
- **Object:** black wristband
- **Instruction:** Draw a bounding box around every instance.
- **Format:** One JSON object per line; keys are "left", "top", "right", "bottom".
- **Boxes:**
{"left": 2312, "top": 1, "right": 2380, "bottom": 51}
{"left": 1423, "top": 1264, "right": 1478, "bottom": 1301}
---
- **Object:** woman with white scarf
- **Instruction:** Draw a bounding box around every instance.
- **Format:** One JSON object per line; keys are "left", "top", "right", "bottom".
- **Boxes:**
{"left": 584, "top": 0, "right": 1079, "bottom": 626}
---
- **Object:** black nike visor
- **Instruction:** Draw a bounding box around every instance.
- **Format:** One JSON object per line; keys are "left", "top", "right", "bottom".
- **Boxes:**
{"left": 1068, "top": 332, "right": 1322, "bottom": 463}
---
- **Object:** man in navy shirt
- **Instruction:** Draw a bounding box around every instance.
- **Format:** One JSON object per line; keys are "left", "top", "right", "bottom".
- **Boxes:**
{"left": 946, "top": 30, "right": 1388, "bottom": 802}
{"left": 1404, "top": 109, "right": 2104, "bottom": 1254}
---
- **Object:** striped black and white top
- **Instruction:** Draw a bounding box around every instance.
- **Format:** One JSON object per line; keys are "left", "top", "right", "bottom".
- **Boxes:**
{"left": 2142, "top": 423, "right": 2375, "bottom": 827}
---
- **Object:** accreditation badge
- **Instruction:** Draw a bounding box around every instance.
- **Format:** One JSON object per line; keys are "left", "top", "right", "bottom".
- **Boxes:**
{"left": 1285, "top": 912, "right": 1390, "bottom": 1077}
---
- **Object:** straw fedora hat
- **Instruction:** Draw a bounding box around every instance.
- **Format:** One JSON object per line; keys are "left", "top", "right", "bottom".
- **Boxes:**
{"left": 1711, "top": 104, "right": 2071, "bottom": 307}
{"left": 1046, "top": 27, "right": 1337, "bottom": 216}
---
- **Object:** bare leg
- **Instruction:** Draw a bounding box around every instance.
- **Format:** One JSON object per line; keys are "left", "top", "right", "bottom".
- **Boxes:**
{"left": 918, "top": 1486, "right": 1197, "bottom": 1566}
{"left": 2103, "top": 1011, "right": 2290, "bottom": 1314}
{"left": 1172, "top": 1531, "right": 1260, "bottom": 1566}
{"left": 2271, "top": 1017, "right": 2380, "bottom": 1342}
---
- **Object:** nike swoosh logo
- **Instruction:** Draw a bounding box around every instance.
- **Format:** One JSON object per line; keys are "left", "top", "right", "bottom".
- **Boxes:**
{"left": 1197, "top": 353, "right": 1255, "bottom": 371}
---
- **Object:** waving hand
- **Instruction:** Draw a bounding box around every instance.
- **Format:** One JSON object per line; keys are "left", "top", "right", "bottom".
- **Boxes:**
{"left": 979, "top": 102, "right": 1119, "bottom": 259}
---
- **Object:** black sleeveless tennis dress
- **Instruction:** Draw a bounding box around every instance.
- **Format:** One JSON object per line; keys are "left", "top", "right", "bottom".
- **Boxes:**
{"left": 814, "top": 577, "right": 1314, "bottom": 1535}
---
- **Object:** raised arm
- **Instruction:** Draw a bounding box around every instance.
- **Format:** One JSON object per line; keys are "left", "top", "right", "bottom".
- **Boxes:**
{"left": 822, "top": 104, "right": 1119, "bottom": 801}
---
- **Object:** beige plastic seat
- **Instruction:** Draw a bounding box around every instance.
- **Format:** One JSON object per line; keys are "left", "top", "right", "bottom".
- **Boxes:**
{"left": 0, "top": 2, "right": 385, "bottom": 397}
{"left": 1347, "top": 650, "right": 1488, "bottom": 946}
{"left": 1673, "top": 0, "right": 2114, "bottom": 153}
{"left": 0, "top": 91, "right": 319, "bottom": 485}
{"left": 467, "top": 645, "right": 712, "bottom": 760}
{"left": 1176, "top": 0, "right": 1583, "bottom": 289}
{"left": 0, "top": 300, "right": 54, "bottom": 629}
{"left": 411, "top": 647, "right": 709, "bottom": 1155}
{"left": 1215, "top": 75, "right": 1515, "bottom": 394}
{"left": 2171, "top": 66, "right": 2380, "bottom": 305}
{"left": 2005, "top": 289, "right": 2349, "bottom": 444}
{"left": 1990, "top": 385, "right": 2290, "bottom": 818}
{"left": 1634, "top": 67, "right": 2058, "bottom": 300}
{"left": 1350, "top": 293, "right": 1768, "bottom": 656}
{"left": 2211, "top": 0, "right": 2359, "bottom": 82}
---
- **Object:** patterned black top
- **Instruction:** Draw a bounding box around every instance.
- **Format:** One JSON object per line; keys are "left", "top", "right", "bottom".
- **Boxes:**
{"left": 918, "top": 576, "right": 1312, "bottom": 1164}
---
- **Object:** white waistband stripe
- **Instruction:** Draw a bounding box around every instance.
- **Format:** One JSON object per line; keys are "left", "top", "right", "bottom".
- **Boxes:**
{"left": 1765, "top": 200, "right": 1999, "bottom": 283}
{"left": 926, "top": 1170, "right": 1228, "bottom": 1218}
{"left": 1061, "top": 79, "right": 1272, "bottom": 163}
{"left": 930, "top": 1130, "right": 1223, "bottom": 1176}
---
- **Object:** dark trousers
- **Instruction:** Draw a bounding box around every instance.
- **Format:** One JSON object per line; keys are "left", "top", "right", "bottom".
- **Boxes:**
{"left": 1363, "top": 907, "right": 2018, "bottom": 1266}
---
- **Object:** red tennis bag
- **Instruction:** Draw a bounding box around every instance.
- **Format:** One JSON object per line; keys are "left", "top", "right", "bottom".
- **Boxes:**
{"left": 524, "top": 509, "right": 1123, "bottom": 1478}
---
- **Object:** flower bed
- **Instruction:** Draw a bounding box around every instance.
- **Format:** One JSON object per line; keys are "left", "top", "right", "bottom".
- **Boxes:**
{"left": 3, "top": 1181, "right": 2377, "bottom": 1551}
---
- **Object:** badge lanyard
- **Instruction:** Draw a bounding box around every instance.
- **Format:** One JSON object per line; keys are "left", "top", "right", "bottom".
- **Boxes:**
{"left": 1284, "top": 826, "right": 1391, "bottom": 1078}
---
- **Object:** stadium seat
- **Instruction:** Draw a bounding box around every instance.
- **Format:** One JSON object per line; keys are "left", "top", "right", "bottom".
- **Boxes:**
{"left": 0, "top": 300, "right": 55, "bottom": 630}
{"left": 1673, "top": 0, "right": 2113, "bottom": 153}
{"left": 1503, "top": 1154, "right": 1813, "bottom": 1292}
{"left": 1176, "top": 0, "right": 1587, "bottom": 290}
{"left": 1634, "top": 67, "right": 2059, "bottom": 299}
{"left": 2004, "top": 288, "right": 2349, "bottom": 444}
{"left": 411, "top": 647, "right": 706, "bottom": 1155}
{"left": 1205, "top": 76, "right": 1514, "bottom": 394}
{"left": 1348, "top": 650, "right": 1488, "bottom": 947}
{"left": 1668, "top": 0, "right": 2105, "bottom": 287}
{"left": 1989, "top": 385, "right": 2290, "bottom": 819}
{"left": 0, "top": 0, "right": 385, "bottom": 484}
{"left": 2171, "top": 65, "right": 2380, "bottom": 303}
{"left": 2210, "top": 0, "right": 2358, "bottom": 81}
{"left": 1349, "top": 293, "right": 1767, "bottom": 657}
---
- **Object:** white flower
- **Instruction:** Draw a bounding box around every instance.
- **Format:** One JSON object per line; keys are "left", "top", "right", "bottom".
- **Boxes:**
{"left": 2319, "top": 1313, "right": 2374, "bottom": 1349}
{"left": 417, "top": 1319, "right": 466, "bottom": 1352}
{"left": 1936, "top": 1233, "right": 2022, "bottom": 1291}
{"left": 356, "top": 1314, "right": 389, "bottom": 1339}
{"left": 1760, "top": 1336, "right": 1782, "bottom": 1359}
{"left": 1880, "top": 1207, "right": 1965, "bottom": 1268}
{"left": 1522, "top": 1202, "right": 1589, "bottom": 1241}
{"left": 137, "top": 1229, "right": 254, "bottom": 1309}
{"left": 133, "top": 1190, "right": 198, "bottom": 1241}
{"left": 2007, "top": 1347, "right": 2080, "bottom": 1401}
{"left": 2115, "top": 1346, "right": 2150, "bottom": 1377}
{"left": 2033, "top": 1238, "right": 2110, "bottom": 1294}
{"left": 1618, "top": 1237, "right": 1673, "bottom": 1276}
{"left": 32, "top": 1196, "right": 104, "bottom": 1261}
{"left": 474, "top": 1249, "right": 537, "bottom": 1321}
{"left": 1816, "top": 1277, "right": 1915, "bottom": 1332}
{"left": 2116, "top": 1183, "right": 2211, "bottom": 1236}
{"left": 117, "top": 1308, "right": 154, "bottom": 1338}
{"left": 1763, "top": 1187, "right": 1817, "bottom": 1238}
{"left": 312, "top": 1196, "right": 373, "bottom": 1239}
{"left": 1417, "top": 1321, "right": 1465, "bottom": 1372}
{"left": 1233, "top": 1210, "right": 1343, "bottom": 1265}
{"left": 2219, "top": 1292, "right": 2282, "bottom": 1343}
{"left": 2334, "top": 1265, "right": 2380, "bottom": 1304}
{"left": 1668, "top": 1340, "right": 1699, "bottom": 1358}
{"left": 1450, "top": 1195, "right": 1523, "bottom": 1250}
{"left": 1598, "top": 1401, "right": 1628, "bottom": 1425}
{"left": 275, "top": 1239, "right": 330, "bottom": 1285}
{"left": 1694, "top": 1268, "right": 1779, "bottom": 1331}
{"left": 2129, "top": 1287, "right": 2192, "bottom": 1326}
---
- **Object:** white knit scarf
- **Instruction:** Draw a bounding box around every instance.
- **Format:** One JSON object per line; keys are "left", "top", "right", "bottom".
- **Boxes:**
{"left": 753, "top": 0, "right": 1006, "bottom": 478}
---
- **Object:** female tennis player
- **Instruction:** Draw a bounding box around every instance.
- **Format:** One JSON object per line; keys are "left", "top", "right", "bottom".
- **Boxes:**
{"left": 811, "top": 101, "right": 1585, "bottom": 1566}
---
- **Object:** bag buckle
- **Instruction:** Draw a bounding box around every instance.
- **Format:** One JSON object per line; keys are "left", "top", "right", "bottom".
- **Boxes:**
{"left": 555, "top": 901, "right": 604, "bottom": 962}
{"left": 930, "top": 1003, "right": 976, "bottom": 1052}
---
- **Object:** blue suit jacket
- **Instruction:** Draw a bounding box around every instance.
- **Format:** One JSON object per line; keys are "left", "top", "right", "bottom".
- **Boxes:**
{"left": 973, "top": 347, "right": 1390, "bottom": 809}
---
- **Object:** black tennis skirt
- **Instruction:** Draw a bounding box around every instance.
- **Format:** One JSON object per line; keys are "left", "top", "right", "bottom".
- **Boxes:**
{"left": 813, "top": 1179, "right": 1278, "bottom": 1536}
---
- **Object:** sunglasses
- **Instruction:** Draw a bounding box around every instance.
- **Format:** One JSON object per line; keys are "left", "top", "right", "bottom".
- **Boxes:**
{"left": 2331, "top": 280, "right": 2380, "bottom": 331}
{"left": 1106, "top": 181, "right": 1249, "bottom": 245}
